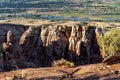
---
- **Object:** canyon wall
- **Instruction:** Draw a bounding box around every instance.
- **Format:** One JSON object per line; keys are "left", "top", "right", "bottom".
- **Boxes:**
{"left": 0, "top": 23, "right": 105, "bottom": 71}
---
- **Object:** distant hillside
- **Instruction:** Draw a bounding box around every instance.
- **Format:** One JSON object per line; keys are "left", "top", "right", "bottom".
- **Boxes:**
{"left": 0, "top": 0, "right": 120, "bottom": 8}
{"left": 0, "top": 0, "right": 120, "bottom": 22}
{"left": 0, "top": 0, "right": 73, "bottom": 8}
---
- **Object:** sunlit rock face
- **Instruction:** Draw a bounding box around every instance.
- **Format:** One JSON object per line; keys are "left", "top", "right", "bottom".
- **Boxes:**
{"left": 0, "top": 23, "right": 104, "bottom": 71}
{"left": 40, "top": 26, "right": 69, "bottom": 66}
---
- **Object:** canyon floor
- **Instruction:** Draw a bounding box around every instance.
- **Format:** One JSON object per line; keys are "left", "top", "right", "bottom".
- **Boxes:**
{"left": 0, "top": 63, "right": 120, "bottom": 80}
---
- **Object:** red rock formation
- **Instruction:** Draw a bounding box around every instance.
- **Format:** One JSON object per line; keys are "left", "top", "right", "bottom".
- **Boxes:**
{"left": 0, "top": 24, "right": 104, "bottom": 71}
{"left": 19, "top": 26, "right": 42, "bottom": 67}
{"left": 68, "top": 25, "right": 82, "bottom": 56}
{"left": 2, "top": 31, "right": 21, "bottom": 71}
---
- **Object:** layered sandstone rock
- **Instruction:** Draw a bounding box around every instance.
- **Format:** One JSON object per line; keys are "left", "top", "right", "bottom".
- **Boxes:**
{"left": 40, "top": 26, "right": 69, "bottom": 66}
{"left": 0, "top": 23, "right": 104, "bottom": 71}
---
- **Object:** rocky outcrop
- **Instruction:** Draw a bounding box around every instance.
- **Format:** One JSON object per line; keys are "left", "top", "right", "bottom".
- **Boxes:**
{"left": 19, "top": 26, "right": 42, "bottom": 67}
{"left": 0, "top": 24, "right": 27, "bottom": 45}
{"left": 41, "top": 26, "right": 69, "bottom": 66}
{"left": 85, "top": 26, "right": 103, "bottom": 64}
{"left": 67, "top": 25, "right": 83, "bottom": 64}
{"left": 66, "top": 25, "right": 103, "bottom": 65}
{"left": 1, "top": 26, "right": 42, "bottom": 70}
{"left": 1, "top": 30, "right": 21, "bottom": 71}
{"left": 68, "top": 25, "right": 82, "bottom": 56}
{"left": 102, "top": 54, "right": 120, "bottom": 65}
{"left": 0, "top": 23, "right": 104, "bottom": 71}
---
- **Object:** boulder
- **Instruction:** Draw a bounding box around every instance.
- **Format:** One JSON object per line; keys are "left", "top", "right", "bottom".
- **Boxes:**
{"left": 102, "top": 54, "right": 120, "bottom": 65}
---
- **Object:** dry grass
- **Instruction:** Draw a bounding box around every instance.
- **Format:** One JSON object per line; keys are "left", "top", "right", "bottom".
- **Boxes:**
{"left": 0, "top": 18, "right": 52, "bottom": 26}
{"left": 0, "top": 18, "right": 81, "bottom": 26}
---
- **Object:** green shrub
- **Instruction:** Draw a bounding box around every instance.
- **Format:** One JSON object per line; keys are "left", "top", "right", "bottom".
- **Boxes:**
{"left": 103, "top": 29, "right": 120, "bottom": 57}
{"left": 21, "top": 71, "right": 27, "bottom": 79}
{"left": 52, "top": 58, "right": 75, "bottom": 67}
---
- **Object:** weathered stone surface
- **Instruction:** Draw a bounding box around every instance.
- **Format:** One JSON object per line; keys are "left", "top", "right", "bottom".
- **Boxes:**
{"left": 19, "top": 26, "right": 43, "bottom": 67}
{"left": 1, "top": 27, "right": 43, "bottom": 70}
{"left": 41, "top": 28, "right": 49, "bottom": 46}
{"left": 2, "top": 31, "right": 21, "bottom": 70}
{"left": 95, "top": 27, "right": 106, "bottom": 58}
{"left": 0, "top": 24, "right": 27, "bottom": 45}
{"left": 102, "top": 54, "right": 120, "bottom": 65}
{"left": 67, "top": 25, "right": 83, "bottom": 64}
{"left": 68, "top": 25, "right": 82, "bottom": 56}
{"left": 84, "top": 26, "right": 103, "bottom": 64}
{"left": 41, "top": 26, "right": 69, "bottom": 66}
{"left": 46, "top": 26, "right": 68, "bottom": 57}
{"left": 0, "top": 24, "right": 104, "bottom": 71}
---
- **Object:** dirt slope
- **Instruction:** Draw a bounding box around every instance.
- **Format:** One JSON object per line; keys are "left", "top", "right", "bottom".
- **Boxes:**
{"left": 0, "top": 63, "right": 120, "bottom": 80}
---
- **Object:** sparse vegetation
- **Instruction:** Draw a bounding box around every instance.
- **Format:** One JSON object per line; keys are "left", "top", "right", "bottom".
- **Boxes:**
{"left": 21, "top": 71, "right": 27, "bottom": 79}
{"left": 103, "top": 29, "right": 120, "bottom": 57}
{"left": 0, "top": 0, "right": 120, "bottom": 22}
{"left": 52, "top": 58, "right": 75, "bottom": 67}
{"left": 13, "top": 71, "right": 27, "bottom": 80}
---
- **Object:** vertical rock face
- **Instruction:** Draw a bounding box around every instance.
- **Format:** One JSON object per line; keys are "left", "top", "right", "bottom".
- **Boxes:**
{"left": 2, "top": 31, "right": 21, "bottom": 71}
{"left": 19, "top": 26, "right": 43, "bottom": 67}
{"left": 41, "top": 26, "right": 69, "bottom": 66}
{"left": 46, "top": 26, "right": 68, "bottom": 57}
{"left": 41, "top": 28, "right": 49, "bottom": 46}
{"left": 85, "top": 26, "right": 103, "bottom": 64}
{"left": 66, "top": 25, "right": 103, "bottom": 65}
{"left": 40, "top": 25, "right": 103, "bottom": 65}
{"left": 0, "top": 24, "right": 104, "bottom": 71}
{"left": 68, "top": 25, "right": 82, "bottom": 65}
{"left": 68, "top": 25, "right": 82, "bottom": 55}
